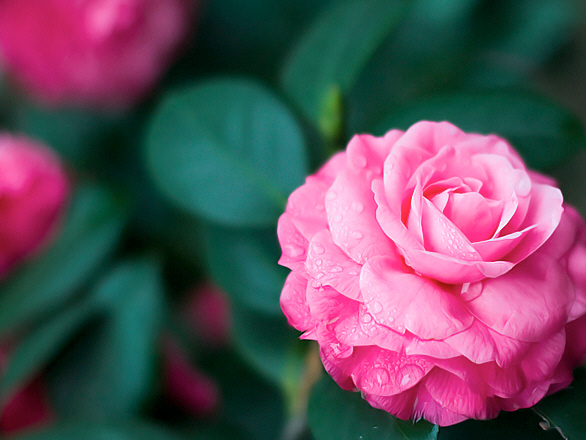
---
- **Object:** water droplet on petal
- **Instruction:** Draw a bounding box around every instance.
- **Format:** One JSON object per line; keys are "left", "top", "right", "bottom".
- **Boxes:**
{"left": 372, "top": 301, "right": 383, "bottom": 314}
{"left": 284, "top": 244, "right": 305, "bottom": 258}
{"left": 312, "top": 243, "right": 325, "bottom": 255}
{"left": 361, "top": 313, "right": 373, "bottom": 324}
{"left": 333, "top": 214, "right": 343, "bottom": 222}
{"left": 351, "top": 201, "right": 364, "bottom": 213}
{"left": 315, "top": 259, "right": 323, "bottom": 266}
{"left": 326, "top": 190, "right": 338, "bottom": 201}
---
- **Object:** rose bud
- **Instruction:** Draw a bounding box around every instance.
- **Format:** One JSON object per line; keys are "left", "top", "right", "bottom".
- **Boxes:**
{"left": 278, "top": 121, "right": 586, "bottom": 426}
{"left": 185, "top": 283, "right": 232, "bottom": 347}
{"left": 0, "top": 134, "right": 69, "bottom": 277}
{"left": 161, "top": 337, "right": 220, "bottom": 418}
{"left": 0, "top": 0, "right": 194, "bottom": 109}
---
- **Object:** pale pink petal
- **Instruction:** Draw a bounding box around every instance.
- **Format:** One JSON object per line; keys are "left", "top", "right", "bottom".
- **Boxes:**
{"left": 280, "top": 272, "right": 312, "bottom": 331}
{"left": 277, "top": 213, "right": 309, "bottom": 272}
{"left": 502, "top": 182, "right": 563, "bottom": 263}
{"left": 466, "top": 252, "right": 574, "bottom": 342}
{"left": 326, "top": 168, "right": 396, "bottom": 264}
{"left": 400, "top": 248, "right": 514, "bottom": 284}
{"left": 360, "top": 256, "right": 473, "bottom": 339}
{"left": 305, "top": 230, "right": 362, "bottom": 301}
{"left": 346, "top": 131, "right": 402, "bottom": 175}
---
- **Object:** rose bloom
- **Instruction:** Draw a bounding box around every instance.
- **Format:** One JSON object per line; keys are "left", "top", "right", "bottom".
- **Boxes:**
{"left": 0, "top": 134, "right": 69, "bottom": 277}
{"left": 278, "top": 121, "right": 586, "bottom": 426}
{"left": 0, "top": 0, "right": 193, "bottom": 109}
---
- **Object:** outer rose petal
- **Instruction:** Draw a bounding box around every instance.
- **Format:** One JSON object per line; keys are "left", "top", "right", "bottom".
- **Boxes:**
{"left": 360, "top": 256, "right": 473, "bottom": 339}
{"left": 466, "top": 251, "right": 574, "bottom": 342}
{"left": 280, "top": 272, "right": 312, "bottom": 331}
{"left": 325, "top": 169, "right": 396, "bottom": 265}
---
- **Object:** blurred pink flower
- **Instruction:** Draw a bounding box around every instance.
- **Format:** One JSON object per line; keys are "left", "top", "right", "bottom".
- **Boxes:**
{"left": 185, "top": 283, "right": 232, "bottom": 347}
{"left": 278, "top": 121, "right": 586, "bottom": 426}
{"left": 0, "top": 351, "right": 54, "bottom": 435}
{"left": 0, "top": 0, "right": 194, "bottom": 109}
{"left": 0, "top": 134, "right": 69, "bottom": 277}
{"left": 162, "top": 337, "right": 220, "bottom": 418}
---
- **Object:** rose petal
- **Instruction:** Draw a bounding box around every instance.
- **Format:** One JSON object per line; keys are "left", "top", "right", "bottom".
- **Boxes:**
{"left": 351, "top": 346, "right": 432, "bottom": 396}
{"left": 280, "top": 272, "right": 312, "bottom": 331}
{"left": 286, "top": 152, "right": 346, "bottom": 241}
{"left": 305, "top": 230, "right": 363, "bottom": 301}
{"left": 465, "top": 252, "right": 574, "bottom": 342}
{"left": 346, "top": 131, "right": 402, "bottom": 175}
{"left": 501, "top": 181, "right": 563, "bottom": 263}
{"left": 326, "top": 168, "right": 396, "bottom": 264}
{"left": 277, "top": 213, "right": 309, "bottom": 272}
{"left": 422, "top": 368, "right": 499, "bottom": 423}
{"left": 401, "top": 247, "right": 514, "bottom": 284}
{"left": 443, "top": 320, "right": 531, "bottom": 367}
{"left": 360, "top": 256, "right": 473, "bottom": 339}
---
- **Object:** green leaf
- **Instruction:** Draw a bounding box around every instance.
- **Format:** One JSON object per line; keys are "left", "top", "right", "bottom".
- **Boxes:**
{"left": 533, "top": 367, "right": 586, "bottom": 440}
{"left": 309, "top": 375, "right": 438, "bottom": 440}
{"left": 437, "top": 410, "right": 561, "bottom": 440}
{"left": 0, "top": 300, "right": 93, "bottom": 404}
{"left": 232, "top": 304, "right": 303, "bottom": 387}
{"left": 146, "top": 78, "right": 308, "bottom": 227}
{"left": 9, "top": 103, "right": 117, "bottom": 170}
{"left": 0, "top": 183, "right": 129, "bottom": 335}
{"left": 281, "top": 0, "right": 410, "bottom": 140}
{"left": 204, "top": 224, "right": 287, "bottom": 315}
{"left": 47, "top": 258, "right": 164, "bottom": 421}
{"left": 373, "top": 91, "right": 586, "bottom": 171}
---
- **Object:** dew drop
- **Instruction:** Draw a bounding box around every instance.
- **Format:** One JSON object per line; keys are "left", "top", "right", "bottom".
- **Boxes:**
{"left": 284, "top": 244, "right": 304, "bottom": 258}
{"left": 351, "top": 201, "right": 364, "bottom": 213}
{"left": 351, "top": 231, "right": 363, "bottom": 239}
{"left": 372, "top": 301, "right": 383, "bottom": 314}
{"left": 326, "top": 190, "right": 338, "bottom": 201}
{"left": 361, "top": 313, "right": 373, "bottom": 324}
{"left": 312, "top": 243, "right": 325, "bottom": 255}
{"left": 315, "top": 258, "right": 323, "bottom": 266}
{"left": 333, "top": 214, "right": 343, "bottom": 222}
{"left": 331, "top": 266, "right": 343, "bottom": 273}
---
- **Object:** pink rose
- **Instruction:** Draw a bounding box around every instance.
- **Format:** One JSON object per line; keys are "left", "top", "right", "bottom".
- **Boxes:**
{"left": 0, "top": 134, "right": 69, "bottom": 277}
{"left": 278, "top": 121, "right": 586, "bottom": 426}
{"left": 0, "top": 0, "right": 194, "bottom": 109}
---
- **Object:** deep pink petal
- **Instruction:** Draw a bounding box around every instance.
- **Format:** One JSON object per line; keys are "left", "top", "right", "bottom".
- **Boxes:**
{"left": 351, "top": 347, "right": 433, "bottom": 396}
{"left": 422, "top": 368, "right": 500, "bottom": 424}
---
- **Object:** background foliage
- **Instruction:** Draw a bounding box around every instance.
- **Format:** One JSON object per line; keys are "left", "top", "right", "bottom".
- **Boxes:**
{"left": 1, "top": 0, "right": 586, "bottom": 439}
